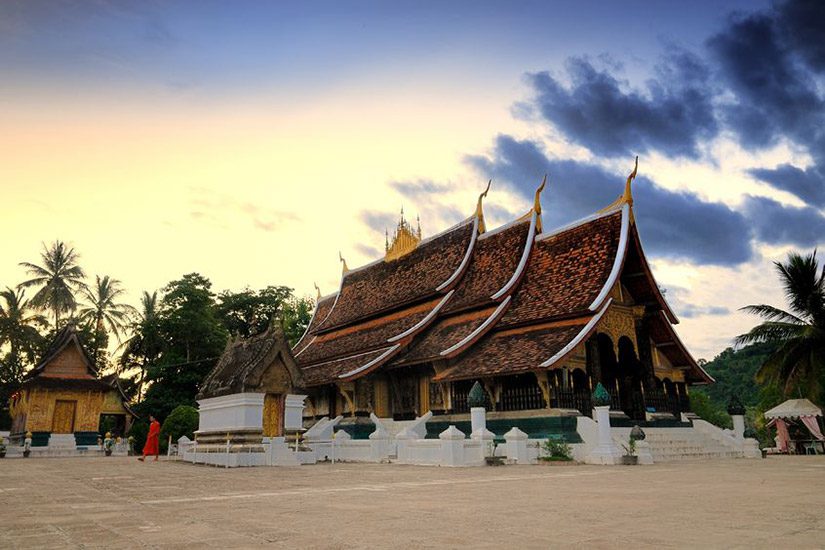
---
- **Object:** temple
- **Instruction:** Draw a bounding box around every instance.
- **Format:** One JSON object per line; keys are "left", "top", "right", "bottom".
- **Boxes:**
{"left": 8, "top": 324, "right": 135, "bottom": 448}
{"left": 293, "top": 161, "right": 713, "bottom": 437}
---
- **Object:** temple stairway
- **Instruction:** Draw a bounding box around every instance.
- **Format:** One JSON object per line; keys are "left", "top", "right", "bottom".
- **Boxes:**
{"left": 640, "top": 428, "right": 747, "bottom": 462}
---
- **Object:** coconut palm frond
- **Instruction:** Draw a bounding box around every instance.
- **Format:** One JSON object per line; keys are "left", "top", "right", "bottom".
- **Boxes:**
{"left": 739, "top": 304, "right": 805, "bottom": 325}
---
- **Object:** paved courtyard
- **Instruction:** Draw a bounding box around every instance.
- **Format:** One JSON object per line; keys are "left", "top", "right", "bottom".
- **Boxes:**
{"left": 1, "top": 456, "right": 824, "bottom": 549}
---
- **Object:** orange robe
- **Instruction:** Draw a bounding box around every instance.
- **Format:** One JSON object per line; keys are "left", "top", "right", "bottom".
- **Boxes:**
{"left": 142, "top": 420, "right": 161, "bottom": 457}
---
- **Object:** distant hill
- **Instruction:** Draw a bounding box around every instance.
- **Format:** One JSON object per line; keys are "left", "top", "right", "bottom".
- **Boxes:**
{"left": 695, "top": 342, "right": 778, "bottom": 407}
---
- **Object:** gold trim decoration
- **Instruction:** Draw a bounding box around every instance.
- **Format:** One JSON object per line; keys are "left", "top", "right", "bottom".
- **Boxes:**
{"left": 599, "top": 156, "right": 638, "bottom": 213}
{"left": 339, "top": 251, "right": 349, "bottom": 275}
{"left": 476, "top": 179, "right": 491, "bottom": 234}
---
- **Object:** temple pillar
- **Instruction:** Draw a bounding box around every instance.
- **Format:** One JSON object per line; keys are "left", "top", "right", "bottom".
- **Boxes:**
{"left": 634, "top": 316, "right": 657, "bottom": 392}
{"left": 585, "top": 337, "right": 602, "bottom": 385}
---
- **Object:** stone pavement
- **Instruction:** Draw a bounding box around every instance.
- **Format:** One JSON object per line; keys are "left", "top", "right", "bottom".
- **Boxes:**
{"left": 1, "top": 456, "right": 824, "bottom": 548}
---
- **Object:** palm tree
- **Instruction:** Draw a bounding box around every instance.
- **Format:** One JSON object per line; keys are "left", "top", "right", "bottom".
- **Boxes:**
{"left": 77, "top": 275, "right": 137, "bottom": 366}
{"left": 0, "top": 287, "right": 47, "bottom": 385}
{"left": 737, "top": 250, "right": 825, "bottom": 401}
{"left": 19, "top": 241, "right": 87, "bottom": 328}
{"left": 120, "top": 291, "right": 162, "bottom": 402}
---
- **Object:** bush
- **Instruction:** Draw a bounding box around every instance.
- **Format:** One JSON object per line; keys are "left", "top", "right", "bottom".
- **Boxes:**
{"left": 160, "top": 405, "right": 199, "bottom": 448}
{"left": 690, "top": 392, "right": 732, "bottom": 429}
{"left": 541, "top": 438, "right": 572, "bottom": 461}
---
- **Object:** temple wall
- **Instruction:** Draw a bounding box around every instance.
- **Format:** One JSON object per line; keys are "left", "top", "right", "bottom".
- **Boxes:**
{"left": 39, "top": 347, "right": 92, "bottom": 379}
{"left": 12, "top": 387, "right": 116, "bottom": 433}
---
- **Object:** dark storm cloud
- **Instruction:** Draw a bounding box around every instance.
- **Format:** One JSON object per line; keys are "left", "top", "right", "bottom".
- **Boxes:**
{"left": 743, "top": 195, "right": 825, "bottom": 247}
{"left": 707, "top": 0, "right": 825, "bottom": 206}
{"left": 526, "top": 49, "right": 718, "bottom": 159}
{"left": 748, "top": 164, "right": 825, "bottom": 208}
{"left": 466, "top": 135, "right": 754, "bottom": 266}
{"left": 707, "top": 7, "right": 824, "bottom": 151}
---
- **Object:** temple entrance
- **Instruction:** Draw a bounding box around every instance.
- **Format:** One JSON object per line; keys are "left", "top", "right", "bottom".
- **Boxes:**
{"left": 52, "top": 400, "right": 76, "bottom": 434}
{"left": 262, "top": 393, "right": 283, "bottom": 437}
{"left": 617, "top": 337, "right": 645, "bottom": 420}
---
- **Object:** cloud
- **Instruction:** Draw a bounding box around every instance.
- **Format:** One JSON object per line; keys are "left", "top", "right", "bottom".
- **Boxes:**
{"left": 708, "top": 0, "right": 825, "bottom": 204}
{"left": 748, "top": 163, "right": 825, "bottom": 207}
{"left": 359, "top": 210, "right": 397, "bottom": 235}
{"left": 390, "top": 180, "right": 452, "bottom": 196}
{"left": 189, "top": 189, "right": 299, "bottom": 232}
{"left": 526, "top": 49, "right": 718, "bottom": 159}
{"left": 467, "top": 135, "right": 754, "bottom": 266}
{"left": 743, "top": 195, "right": 825, "bottom": 247}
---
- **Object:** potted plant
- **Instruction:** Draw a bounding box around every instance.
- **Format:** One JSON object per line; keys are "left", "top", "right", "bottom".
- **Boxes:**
{"left": 539, "top": 438, "right": 573, "bottom": 463}
{"left": 0, "top": 437, "right": 6, "bottom": 458}
{"left": 485, "top": 441, "right": 505, "bottom": 466}
{"left": 621, "top": 435, "right": 638, "bottom": 465}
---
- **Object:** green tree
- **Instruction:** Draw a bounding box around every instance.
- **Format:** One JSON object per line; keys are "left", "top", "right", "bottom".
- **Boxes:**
{"left": 77, "top": 275, "right": 136, "bottom": 368}
{"left": 216, "top": 285, "right": 292, "bottom": 337}
{"left": 0, "top": 287, "right": 47, "bottom": 384}
{"left": 281, "top": 295, "right": 314, "bottom": 346}
{"left": 0, "top": 288, "right": 47, "bottom": 429}
{"left": 737, "top": 250, "right": 825, "bottom": 403}
{"left": 19, "top": 240, "right": 87, "bottom": 328}
{"left": 120, "top": 291, "right": 162, "bottom": 403}
{"left": 137, "top": 274, "right": 228, "bottom": 420}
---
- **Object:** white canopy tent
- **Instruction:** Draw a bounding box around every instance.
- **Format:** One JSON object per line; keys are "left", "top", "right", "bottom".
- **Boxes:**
{"left": 764, "top": 399, "right": 822, "bottom": 419}
{"left": 764, "top": 398, "right": 824, "bottom": 454}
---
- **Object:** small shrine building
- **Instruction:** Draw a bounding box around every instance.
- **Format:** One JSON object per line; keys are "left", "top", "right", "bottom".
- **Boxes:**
{"left": 9, "top": 325, "right": 134, "bottom": 446}
{"left": 196, "top": 323, "right": 306, "bottom": 444}
{"left": 293, "top": 162, "right": 713, "bottom": 436}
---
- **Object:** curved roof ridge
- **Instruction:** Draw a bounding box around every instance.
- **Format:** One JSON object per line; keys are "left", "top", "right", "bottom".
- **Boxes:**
{"left": 435, "top": 217, "right": 478, "bottom": 292}
{"left": 387, "top": 290, "right": 454, "bottom": 343}
{"left": 478, "top": 215, "right": 529, "bottom": 240}
{"left": 292, "top": 293, "right": 337, "bottom": 352}
{"left": 439, "top": 295, "right": 512, "bottom": 358}
{"left": 587, "top": 203, "right": 630, "bottom": 311}
{"left": 536, "top": 204, "right": 623, "bottom": 243}
{"left": 538, "top": 298, "right": 612, "bottom": 368}
{"left": 490, "top": 210, "right": 537, "bottom": 301}
{"left": 337, "top": 344, "right": 401, "bottom": 380}
{"left": 628, "top": 222, "right": 679, "bottom": 324}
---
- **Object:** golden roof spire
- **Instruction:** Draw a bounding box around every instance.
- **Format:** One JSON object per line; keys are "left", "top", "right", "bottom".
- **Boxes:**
{"left": 385, "top": 208, "right": 422, "bottom": 262}
{"left": 314, "top": 282, "right": 321, "bottom": 301}
{"left": 534, "top": 174, "right": 547, "bottom": 215}
{"left": 339, "top": 251, "right": 349, "bottom": 275}
{"left": 623, "top": 156, "right": 638, "bottom": 206}
{"left": 598, "top": 156, "right": 639, "bottom": 213}
{"left": 476, "top": 179, "right": 491, "bottom": 234}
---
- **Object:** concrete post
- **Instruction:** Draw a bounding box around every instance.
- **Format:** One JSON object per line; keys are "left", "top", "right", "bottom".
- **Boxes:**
{"left": 395, "top": 427, "right": 414, "bottom": 462}
{"left": 439, "top": 425, "right": 466, "bottom": 466}
{"left": 732, "top": 415, "right": 745, "bottom": 440}
{"left": 586, "top": 405, "right": 621, "bottom": 465}
{"left": 503, "top": 427, "right": 529, "bottom": 464}
{"left": 368, "top": 423, "right": 390, "bottom": 462}
{"left": 470, "top": 406, "right": 495, "bottom": 445}
{"left": 284, "top": 394, "right": 308, "bottom": 431}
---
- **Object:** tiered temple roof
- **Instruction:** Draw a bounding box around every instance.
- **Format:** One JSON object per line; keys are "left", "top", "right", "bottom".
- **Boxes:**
{"left": 293, "top": 166, "right": 712, "bottom": 387}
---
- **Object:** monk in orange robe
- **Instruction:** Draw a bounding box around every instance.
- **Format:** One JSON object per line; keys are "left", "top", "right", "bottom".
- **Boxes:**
{"left": 138, "top": 415, "right": 161, "bottom": 462}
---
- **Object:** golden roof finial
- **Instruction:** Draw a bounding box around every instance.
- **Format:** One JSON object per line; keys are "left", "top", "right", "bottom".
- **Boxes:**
{"left": 314, "top": 282, "right": 321, "bottom": 301}
{"left": 385, "top": 228, "right": 389, "bottom": 252}
{"left": 623, "top": 156, "right": 638, "bottom": 206}
{"left": 534, "top": 174, "right": 547, "bottom": 232}
{"left": 534, "top": 174, "right": 547, "bottom": 216}
{"left": 416, "top": 214, "right": 421, "bottom": 238}
{"left": 339, "top": 251, "right": 349, "bottom": 274}
{"left": 476, "top": 179, "right": 491, "bottom": 234}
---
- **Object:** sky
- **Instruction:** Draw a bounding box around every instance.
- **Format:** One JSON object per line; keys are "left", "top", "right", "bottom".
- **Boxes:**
{"left": 1, "top": 0, "right": 824, "bottom": 360}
